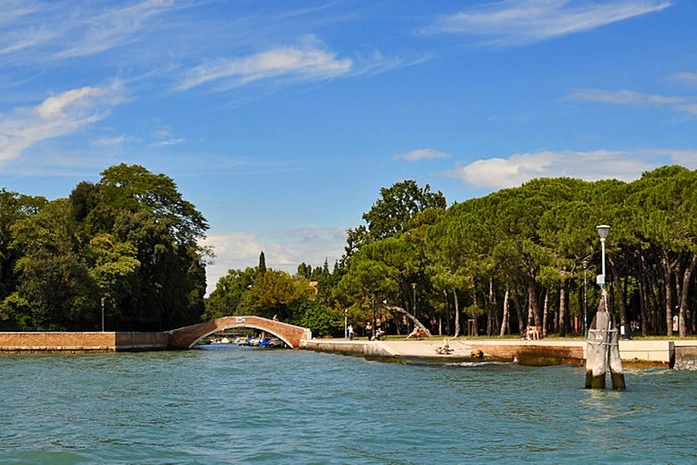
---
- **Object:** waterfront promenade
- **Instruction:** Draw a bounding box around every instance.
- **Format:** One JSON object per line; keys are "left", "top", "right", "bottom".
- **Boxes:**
{"left": 301, "top": 337, "right": 697, "bottom": 369}
{"left": 1, "top": 331, "right": 696, "bottom": 369}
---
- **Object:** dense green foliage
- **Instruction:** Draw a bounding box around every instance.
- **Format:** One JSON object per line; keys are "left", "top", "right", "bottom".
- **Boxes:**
{"left": 5, "top": 164, "right": 697, "bottom": 339}
{"left": 209, "top": 168, "right": 697, "bottom": 339}
{"left": 0, "top": 164, "right": 209, "bottom": 331}
{"left": 205, "top": 254, "right": 344, "bottom": 337}
{"left": 327, "top": 166, "right": 697, "bottom": 338}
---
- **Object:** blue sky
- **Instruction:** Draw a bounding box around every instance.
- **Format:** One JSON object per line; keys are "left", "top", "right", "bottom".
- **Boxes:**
{"left": 1, "top": 0, "right": 696, "bottom": 292}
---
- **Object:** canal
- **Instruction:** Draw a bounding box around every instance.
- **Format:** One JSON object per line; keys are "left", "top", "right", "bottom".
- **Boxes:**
{"left": 1, "top": 347, "right": 695, "bottom": 463}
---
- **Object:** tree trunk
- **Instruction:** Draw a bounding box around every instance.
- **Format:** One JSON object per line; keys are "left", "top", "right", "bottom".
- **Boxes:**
{"left": 659, "top": 248, "right": 676, "bottom": 336}
{"left": 511, "top": 279, "right": 526, "bottom": 336}
{"left": 559, "top": 280, "right": 567, "bottom": 337}
{"left": 500, "top": 284, "right": 510, "bottom": 336}
{"left": 453, "top": 289, "right": 460, "bottom": 337}
{"left": 542, "top": 287, "right": 549, "bottom": 338}
{"left": 608, "top": 253, "right": 628, "bottom": 329}
{"left": 527, "top": 277, "right": 541, "bottom": 326}
{"left": 637, "top": 259, "right": 649, "bottom": 337}
{"left": 382, "top": 304, "right": 432, "bottom": 337}
{"left": 471, "top": 289, "right": 479, "bottom": 336}
{"left": 678, "top": 254, "right": 697, "bottom": 338}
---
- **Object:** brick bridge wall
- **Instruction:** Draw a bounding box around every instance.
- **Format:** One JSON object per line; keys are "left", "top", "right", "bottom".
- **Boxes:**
{"left": 0, "top": 332, "right": 117, "bottom": 353}
{"left": 0, "top": 332, "right": 170, "bottom": 353}
{"left": 167, "top": 316, "right": 312, "bottom": 349}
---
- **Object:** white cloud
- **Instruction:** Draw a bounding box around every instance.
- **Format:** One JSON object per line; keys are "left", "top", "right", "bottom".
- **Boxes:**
{"left": 392, "top": 148, "right": 450, "bottom": 161}
{"left": 568, "top": 88, "right": 697, "bottom": 114}
{"left": 0, "top": 84, "right": 124, "bottom": 163}
{"left": 178, "top": 35, "right": 353, "bottom": 91}
{"left": 55, "top": 0, "right": 182, "bottom": 59}
{"left": 669, "top": 72, "right": 697, "bottom": 87}
{"left": 200, "top": 226, "right": 346, "bottom": 294}
{"left": 91, "top": 135, "right": 129, "bottom": 146}
{"left": 423, "top": 0, "right": 672, "bottom": 46}
{"left": 447, "top": 150, "right": 656, "bottom": 189}
{"left": 0, "top": 0, "right": 184, "bottom": 62}
{"left": 568, "top": 88, "right": 679, "bottom": 105}
{"left": 645, "top": 149, "right": 697, "bottom": 169}
{"left": 150, "top": 138, "right": 184, "bottom": 148}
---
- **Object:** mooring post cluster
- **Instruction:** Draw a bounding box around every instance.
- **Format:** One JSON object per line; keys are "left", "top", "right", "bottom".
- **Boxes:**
{"left": 585, "top": 225, "right": 626, "bottom": 390}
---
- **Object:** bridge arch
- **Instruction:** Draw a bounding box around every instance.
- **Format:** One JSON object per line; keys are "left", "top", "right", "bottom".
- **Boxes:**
{"left": 168, "top": 316, "right": 312, "bottom": 349}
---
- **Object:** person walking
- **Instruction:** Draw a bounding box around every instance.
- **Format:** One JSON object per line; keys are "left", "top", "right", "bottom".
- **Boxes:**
{"left": 348, "top": 325, "right": 354, "bottom": 341}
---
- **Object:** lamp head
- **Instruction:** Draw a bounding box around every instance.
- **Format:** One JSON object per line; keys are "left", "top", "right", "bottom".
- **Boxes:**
{"left": 596, "top": 224, "right": 611, "bottom": 239}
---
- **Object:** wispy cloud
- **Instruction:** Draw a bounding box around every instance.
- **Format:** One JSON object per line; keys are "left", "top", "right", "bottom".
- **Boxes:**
{"left": 150, "top": 138, "right": 185, "bottom": 148}
{"left": 0, "top": 0, "right": 186, "bottom": 63}
{"left": 446, "top": 150, "right": 656, "bottom": 189}
{"left": 55, "top": 0, "right": 185, "bottom": 59}
{"left": 392, "top": 148, "right": 450, "bottom": 161}
{"left": 178, "top": 35, "right": 353, "bottom": 91}
{"left": 423, "top": 0, "right": 672, "bottom": 46}
{"left": 567, "top": 88, "right": 697, "bottom": 114}
{"left": 0, "top": 84, "right": 124, "bottom": 163}
{"left": 669, "top": 72, "right": 697, "bottom": 87}
{"left": 91, "top": 135, "right": 128, "bottom": 146}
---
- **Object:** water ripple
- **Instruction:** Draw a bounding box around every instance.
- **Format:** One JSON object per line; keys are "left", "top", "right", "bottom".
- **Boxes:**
{"left": 1, "top": 350, "right": 695, "bottom": 463}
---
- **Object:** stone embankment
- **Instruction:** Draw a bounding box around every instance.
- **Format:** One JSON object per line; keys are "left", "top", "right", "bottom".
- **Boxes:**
{"left": 2, "top": 331, "right": 696, "bottom": 369}
{"left": 301, "top": 338, "right": 697, "bottom": 369}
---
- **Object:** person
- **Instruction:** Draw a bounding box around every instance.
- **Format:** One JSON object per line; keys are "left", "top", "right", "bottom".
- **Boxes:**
{"left": 273, "top": 314, "right": 279, "bottom": 322}
{"left": 348, "top": 324, "right": 354, "bottom": 341}
{"left": 365, "top": 323, "right": 372, "bottom": 340}
{"left": 436, "top": 339, "right": 453, "bottom": 355}
{"left": 371, "top": 327, "right": 385, "bottom": 341}
{"left": 405, "top": 327, "right": 425, "bottom": 340}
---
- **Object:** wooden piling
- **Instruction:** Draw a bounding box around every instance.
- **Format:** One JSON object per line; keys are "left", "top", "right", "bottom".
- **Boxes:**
{"left": 585, "top": 291, "right": 626, "bottom": 389}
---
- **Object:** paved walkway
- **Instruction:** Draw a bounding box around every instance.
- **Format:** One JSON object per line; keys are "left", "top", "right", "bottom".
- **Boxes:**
{"left": 300, "top": 337, "right": 693, "bottom": 367}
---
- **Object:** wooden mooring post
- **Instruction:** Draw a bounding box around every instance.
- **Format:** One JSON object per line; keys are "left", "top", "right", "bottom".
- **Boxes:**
{"left": 585, "top": 290, "right": 626, "bottom": 389}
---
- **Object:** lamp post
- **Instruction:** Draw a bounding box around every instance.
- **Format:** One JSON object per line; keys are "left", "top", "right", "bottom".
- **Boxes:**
{"left": 585, "top": 224, "right": 625, "bottom": 389}
{"left": 100, "top": 297, "right": 105, "bottom": 332}
{"left": 344, "top": 309, "right": 348, "bottom": 339}
{"left": 582, "top": 259, "right": 588, "bottom": 336}
{"left": 411, "top": 283, "right": 417, "bottom": 330}
{"left": 596, "top": 225, "right": 610, "bottom": 290}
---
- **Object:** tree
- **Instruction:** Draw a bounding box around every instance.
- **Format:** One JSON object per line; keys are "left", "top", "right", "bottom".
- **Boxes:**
{"left": 98, "top": 163, "right": 208, "bottom": 246}
{"left": 204, "top": 267, "right": 257, "bottom": 320}
{"left": 345, "top": 180, "right": 446, "bottom": 256}
{"left": 258, "top": 251, "right": 267, "bottom": 274}
{"left": 1, "top": 164, "right": 209, "bottom": 332}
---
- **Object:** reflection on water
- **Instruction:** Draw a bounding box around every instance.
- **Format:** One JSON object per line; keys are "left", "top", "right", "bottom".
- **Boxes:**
{"left": 0, "top": 351, "right": 695, "bottom": 464}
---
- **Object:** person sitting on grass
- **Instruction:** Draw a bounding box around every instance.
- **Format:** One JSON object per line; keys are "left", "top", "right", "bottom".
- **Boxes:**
{"left": 405, "top": 327, "right": 425, "bottom": 340}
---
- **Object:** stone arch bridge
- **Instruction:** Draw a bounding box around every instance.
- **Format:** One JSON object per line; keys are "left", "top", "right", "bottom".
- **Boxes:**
{"left": 168, "top": 316, "right": 312, "bottom": 349}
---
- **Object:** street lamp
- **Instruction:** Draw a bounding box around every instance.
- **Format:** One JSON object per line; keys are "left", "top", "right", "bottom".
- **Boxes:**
{"left": 411, "top": 283, "right": 417, "bottom": 329}
{"left": 596, "top": 225, "right": 610, "bottom": 290}
{"left": 582, "top": 259, "right": 588, "bottom": 336}
{"left": 371, "top": 293, "right": 376, "bottom": 340}
{"left": 101, "top": 297, "right": 105, "bottom": 332}
{"left": 344, "top": 309, "right": 348, "bottom": 339}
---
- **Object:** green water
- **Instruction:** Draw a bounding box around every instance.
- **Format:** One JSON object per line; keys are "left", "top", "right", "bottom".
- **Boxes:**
{"left": 1, "top": 347, "right": 695, "bottom": 464}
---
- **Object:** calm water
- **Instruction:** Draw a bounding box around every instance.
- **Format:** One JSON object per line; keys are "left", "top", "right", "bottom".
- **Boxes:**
{"left": 1, "top": 347, "right": 695, "bottom": 464}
